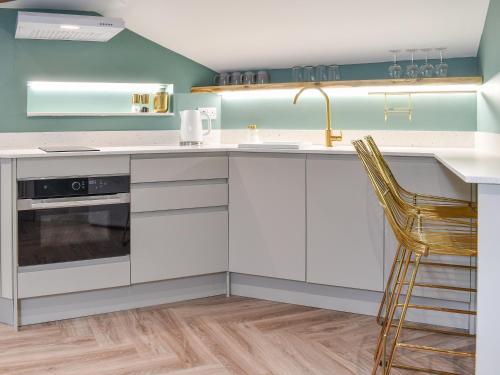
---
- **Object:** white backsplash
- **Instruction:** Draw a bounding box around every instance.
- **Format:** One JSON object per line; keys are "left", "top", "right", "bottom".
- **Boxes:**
{"left": 221, "top": 129, "right": 475, "bottom": 148}
{"left": 0, "top": 129, "right": 474, "bottom": 149}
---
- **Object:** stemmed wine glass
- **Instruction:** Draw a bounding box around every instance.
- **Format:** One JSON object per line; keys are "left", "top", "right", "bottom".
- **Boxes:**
{"left": 406, "top": 49, "right": 419, "bottom": 79}
{"left": 435, "top": 48, "right": 448, "bottom": 77}
{"left": 388, "top": 50, "right": 402, "bottom": 79}
{"left": 420, "top": 48, "right": 434, "bottom": 78}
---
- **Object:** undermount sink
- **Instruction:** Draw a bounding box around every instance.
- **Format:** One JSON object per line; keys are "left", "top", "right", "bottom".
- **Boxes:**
{"left": 237, "top": 142, "right": 308, "bottom": 150}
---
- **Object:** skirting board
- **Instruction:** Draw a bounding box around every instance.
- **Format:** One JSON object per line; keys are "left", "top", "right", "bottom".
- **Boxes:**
{"left": 0, "top": 297, "right": 14, "bottom": 325}
{"left": 19, "top": 273, "right": 226, "bottom": 326}
{"left": 230, "top": 273, "right": 472, "bottom": 330}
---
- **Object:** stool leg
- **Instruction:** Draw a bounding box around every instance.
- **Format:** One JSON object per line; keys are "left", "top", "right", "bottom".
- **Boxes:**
{"left": 386, "top": 253, "right": 422, "bottom": 373}
{"left": 374, "top": 246, "right": 408, "bottom": 361}
{"left": 377, "top": 218, "right": 414, "bottom": 326}
{"left": 372, "top": 249, "right": 412, "bottom": 374}
{"left": 377, "top": 243, "right": 404, "bottom": 325}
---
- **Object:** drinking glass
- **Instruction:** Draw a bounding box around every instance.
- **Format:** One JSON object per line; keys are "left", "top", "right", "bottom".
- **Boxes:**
{"left": 315, "top": 65, "right": 328, "bottom": 81}
{"left": 327, "top": 65, "right": 341, "bottom": 81}
{"left": 405, "top": 49, "right": 419, "bottom": 79}
{"left": 230, "top": 71, "right": 243, "bottom": 85}
{"left": 388, "top": 50, "right": 402, "bottom": 79}
{"left": 419, "top": 48, "right": 434, "bottom": 78}
{"left": 435, "top": 48, "right": 448, "bottom": 77}
{"left": 242, "top": 71, "right": 255, "bottom": 85}
{"left": 292, "top": 66, "right": 304, "bottom": 82}
{"left": 218, "top": 72, "right": 230, "bottom": 86}
{"left": 303, "top": 66, "right": 315, "bottom": 82}
{"left": 255, "top": 71, "right": 269, "bottom": 84}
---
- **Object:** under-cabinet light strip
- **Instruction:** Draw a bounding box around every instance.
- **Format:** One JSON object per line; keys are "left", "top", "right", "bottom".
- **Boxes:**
{"left": 215, "top": 84, "right": 480, "bottom": 99}
{"left": 28, "top": 81, "right": 171, "bottom": 93}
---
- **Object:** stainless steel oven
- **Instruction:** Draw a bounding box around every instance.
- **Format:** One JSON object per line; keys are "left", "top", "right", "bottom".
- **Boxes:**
{"left": 17, "top": 175, "right": 130, "bottom": 267}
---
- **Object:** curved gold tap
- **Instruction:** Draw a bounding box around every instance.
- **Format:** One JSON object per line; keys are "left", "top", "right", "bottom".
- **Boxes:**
{"left": 293, "top": 86, "right": 342, "bottom": 147}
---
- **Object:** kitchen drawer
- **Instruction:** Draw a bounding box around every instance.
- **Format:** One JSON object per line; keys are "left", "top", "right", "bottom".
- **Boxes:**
{"left": 17, "top": 155, "right": 130, "bottom": 179}
{"left": 18, "top": 257, "right": 131, "bottom": 299}
{"left": 131, "top": 154, "right": 228, "bottom": 183}
{"left": 131, "top": 181, "right": 228, "bottom": 212}
{"left": 131, "top": 208, "right": 228, "bottom": 284}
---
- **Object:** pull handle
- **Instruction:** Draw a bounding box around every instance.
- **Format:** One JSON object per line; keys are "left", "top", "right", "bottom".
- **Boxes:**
{"left": 201, "top": 111, "right": 212, "bottom": 136}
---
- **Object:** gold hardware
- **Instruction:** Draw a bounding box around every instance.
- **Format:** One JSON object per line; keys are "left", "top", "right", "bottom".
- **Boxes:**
{"left": 384, "top": 93, "right": 412, "bottom": 122}
{"left": 247, "top": 124, "right": 257, "bottom": 129}
{"left": 293, "top": 86, "right": 342, "bottom": 147}
{"left": 140, "top": 94, "right": 150, "bottom": 105}
{"left": 153, "top": 92, "right": 169, "bottom": 113}
{"left": 132, "top": 94, "right": 141, "bottom": 104}
{"left": 351, "top": 137, "right": 477, "bottom": 374}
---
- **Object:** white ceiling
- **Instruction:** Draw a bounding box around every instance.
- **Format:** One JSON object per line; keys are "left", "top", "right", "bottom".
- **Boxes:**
{"left": 1, "top": 0, "right": 491, "bottom": 72}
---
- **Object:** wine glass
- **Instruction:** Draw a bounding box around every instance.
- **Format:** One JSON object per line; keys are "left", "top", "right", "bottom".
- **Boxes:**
{"left": 292, "top": 66, "right": 304, "bottom": 82}
{"left": 406, "top": 49, "right": 419, "bottom": 79}
{"left": 435, "top": 48, "right": 448, "bottom": 77}
{"left": 420, "top": 48, "right": 434, "bottom": 78}
{"left": 327, "top": 65, "right": 341, "bottom": 81}
{"left": 388, "top": 50, "right": 402, "bottom": 79}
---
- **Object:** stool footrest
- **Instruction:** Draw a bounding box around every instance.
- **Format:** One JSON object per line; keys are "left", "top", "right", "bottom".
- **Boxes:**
{"left": 389, "top": 320, "right": 475, "bottom": 337}
{"left": 396, "top": 342, "right": 475, "bottom": 357}
{"left": 393, "top": 362, "right": 465, "bottom": 375}
{"left": 398, "top": 281, "right": 476, "bottom": 292}
{"left": 411, "top": 260, "right": 476, "bottom": 270}
{"left": 396, "top": 303, "right": 476, "bottom": 315}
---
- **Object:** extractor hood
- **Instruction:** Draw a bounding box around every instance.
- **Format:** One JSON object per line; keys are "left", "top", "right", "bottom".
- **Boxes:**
{"left": 15, "top": 12, "right": 125, "bottom": 42}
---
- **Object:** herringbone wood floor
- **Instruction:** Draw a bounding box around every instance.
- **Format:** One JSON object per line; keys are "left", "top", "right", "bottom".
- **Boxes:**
{"left": 0, "top": 296, "right": 474, "bottom": 374}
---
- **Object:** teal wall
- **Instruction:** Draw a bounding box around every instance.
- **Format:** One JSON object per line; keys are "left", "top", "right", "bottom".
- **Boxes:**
{"left": 478, "top": 0, "right": 500, "bottom": 133}
{"left": 222, "top": 57, "right": 479, "bottom": 131}
{"left": 222, "top": 93, "right": 477, "bottom": 131}
{"left": 267, "top": 57, "right": 478, "bottom": 83}
{"left": 0, "top": 9, "right": 216, "bottom": 132}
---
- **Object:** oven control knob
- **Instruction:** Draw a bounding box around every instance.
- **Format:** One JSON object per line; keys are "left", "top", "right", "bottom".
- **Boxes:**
{"left": 71, "top": 181, "right": 82, "bottom": 191}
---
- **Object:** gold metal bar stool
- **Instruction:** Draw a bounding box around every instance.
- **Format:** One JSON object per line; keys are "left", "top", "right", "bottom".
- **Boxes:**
{"left": 363, "top": 135, "right": 477, "bottom": 328}
{"left": 352, "top": 139, "right": 476, "bottom": 375}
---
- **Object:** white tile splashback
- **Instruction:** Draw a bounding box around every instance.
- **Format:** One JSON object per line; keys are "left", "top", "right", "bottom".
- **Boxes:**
{"left": 0, "top": 129, "right": 474, "bottom": 150}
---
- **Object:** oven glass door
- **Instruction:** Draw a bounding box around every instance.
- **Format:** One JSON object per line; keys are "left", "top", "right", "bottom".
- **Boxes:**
{"left": 18, "top": 203, "right": 130, "bottom": 267}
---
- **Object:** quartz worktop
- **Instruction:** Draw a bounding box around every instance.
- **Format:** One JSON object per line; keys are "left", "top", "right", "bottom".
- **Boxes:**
{"left": 0, "top": 143, "right": 456, "bottom": 158}
{"left": 0, "top": 143, "right": 497, "bottom": 184}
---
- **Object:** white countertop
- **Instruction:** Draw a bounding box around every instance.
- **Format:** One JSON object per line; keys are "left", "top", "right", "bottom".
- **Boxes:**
{"left": 0, "top": 144, "right": 442, "bottom": 159}
{"left": 434, "top": 149, "right": 500, "bottom": 184}
{"left": 0, "top": 143, "right": 497, "bottom": 184}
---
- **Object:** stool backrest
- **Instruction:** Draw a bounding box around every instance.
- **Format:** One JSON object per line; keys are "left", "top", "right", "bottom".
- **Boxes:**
{"left": 352, "top": 139, "right": 429, "bottom": 255}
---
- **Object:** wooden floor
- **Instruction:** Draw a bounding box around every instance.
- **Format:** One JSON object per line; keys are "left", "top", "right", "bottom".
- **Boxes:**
{"left": 0, "top": 296, "right": 474, "bottom": 374}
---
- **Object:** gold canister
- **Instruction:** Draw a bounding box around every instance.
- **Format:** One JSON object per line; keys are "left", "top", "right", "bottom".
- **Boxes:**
{"left": 140, "top": 94, "right": 150, "bottom": 105}
{"left": 153, "top": 92, "right": 169, "bottom": 113}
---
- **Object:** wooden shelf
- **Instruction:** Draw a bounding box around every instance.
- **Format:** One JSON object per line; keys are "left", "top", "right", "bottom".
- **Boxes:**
{"left": 191, "top": 76, "right": 483, "bottom": 94}
{"left": 27, "top": 112, "right": 175, "bottom": 117}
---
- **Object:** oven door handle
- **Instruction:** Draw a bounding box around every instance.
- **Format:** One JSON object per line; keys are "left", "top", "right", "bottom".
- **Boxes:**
{"left": 17, "top": 193, "right": 130, "bottom": 211}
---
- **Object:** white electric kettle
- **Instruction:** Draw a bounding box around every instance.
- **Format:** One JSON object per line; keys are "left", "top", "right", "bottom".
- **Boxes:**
{"left": 179, "top": 110, "right": 212, "bottom": 145}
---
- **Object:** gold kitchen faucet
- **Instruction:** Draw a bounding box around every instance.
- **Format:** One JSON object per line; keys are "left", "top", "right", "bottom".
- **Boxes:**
{"left": 293, "top": 86, "right": 342, "bottom": 147}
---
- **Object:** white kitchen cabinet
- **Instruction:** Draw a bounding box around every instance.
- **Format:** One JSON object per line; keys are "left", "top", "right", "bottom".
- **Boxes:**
{"left": 131, "top": 208, "right": 228, "bottom": 284}
{"left": 229, "top": 153, "right": 306, "bottom": 281}
{"left": 306, "top": 154, "right": 384, "bottom": 291}
{"left": 384, "top": 156, "right": 474, "bottom": 302}
{"left": 131, "top": 153, "right": 228, "bottom": 183}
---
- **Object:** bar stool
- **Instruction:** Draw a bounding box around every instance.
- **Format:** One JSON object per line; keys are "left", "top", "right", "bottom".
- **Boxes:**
{"left": 352, "top": 139, "right": 477, "bottom": 375}
{"left": 364, "top": 135, "right": 477, "bottom": 327}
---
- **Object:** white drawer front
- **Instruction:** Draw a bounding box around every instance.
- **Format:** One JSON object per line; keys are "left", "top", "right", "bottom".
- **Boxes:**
{"left": 18, "top": 258, "right": 131, "bottom": 298}
{"left": 132, "top": 182, "right": 228, "bottom": 212}
{"left": 131, "top": 209, "right": 228, "bottom": 284}
{"left": 131, "top": 155, "right": 228, "bottom": 183}
{"left": 17, "top": 155, "right": 130, "bottom": 179}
